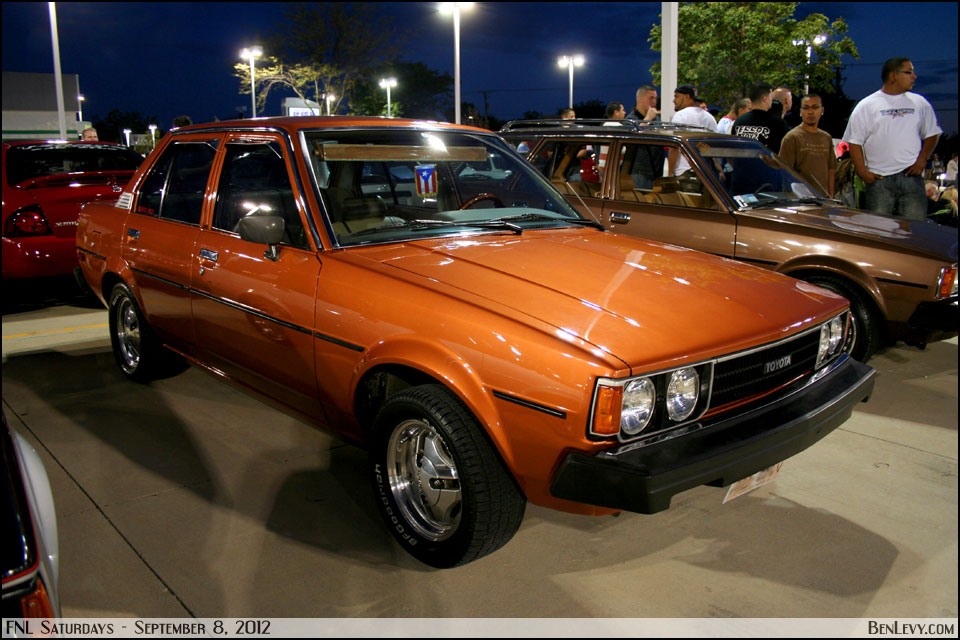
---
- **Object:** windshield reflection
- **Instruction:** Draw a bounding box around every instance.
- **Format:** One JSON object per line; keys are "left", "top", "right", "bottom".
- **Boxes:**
{"left": 692, "top": 139, "right": 826, "bottom": 209}
{"left": 303, "top": 130, "right": 587, "bottom": 246}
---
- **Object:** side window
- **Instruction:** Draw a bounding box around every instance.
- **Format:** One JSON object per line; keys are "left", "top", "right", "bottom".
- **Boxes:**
{"left": 528, "top": 141, "right": 602, "bottom": 198}
{"left": 617, "top": 143, "right": 718, "bottom": 210}
{"left": 212, "top": 141, "right": 308, "bottom": 248}
{"left": 135, "top": 142, "right": 216, "bottom": 225}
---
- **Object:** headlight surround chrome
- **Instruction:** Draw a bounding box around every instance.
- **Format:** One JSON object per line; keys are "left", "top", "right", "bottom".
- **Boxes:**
{"left": 621, "top": 377, "right": 655, "bottom": 435}
{"left": 590, "top": 312, "right": 851, "bottom": 443}
{"left": 817, "top": 312, "right": 848, "bottom": 368}
{"left": 666, "top": 367, "right": 699, "bottom": 422}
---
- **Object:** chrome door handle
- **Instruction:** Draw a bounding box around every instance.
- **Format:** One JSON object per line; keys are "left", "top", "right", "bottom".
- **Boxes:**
{"left": 610, "top": 211, "right": 631, "bottom": 224}
{"left": 198, "top": 249, "right": 219, "bottom": 262}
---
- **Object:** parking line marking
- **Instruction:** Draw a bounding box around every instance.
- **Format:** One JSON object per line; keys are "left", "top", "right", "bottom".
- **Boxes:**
{"left": 3, "top": 323, "right": 109, "bottom": 339}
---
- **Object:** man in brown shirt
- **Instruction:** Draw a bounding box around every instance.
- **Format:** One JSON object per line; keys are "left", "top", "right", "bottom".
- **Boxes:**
{"left": 778, "top": 94, "right": 837, "bottom": 197}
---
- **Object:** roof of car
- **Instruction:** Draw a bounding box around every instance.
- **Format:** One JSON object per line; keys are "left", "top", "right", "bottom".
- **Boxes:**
{"left": 172, "top": 116, "right": 493, "bottom": 136}
{"left": 2, "top": 139, "right": 127, "bottom": 148}
{"left": 499, "top": 118, "right": 729, "bottom": 140}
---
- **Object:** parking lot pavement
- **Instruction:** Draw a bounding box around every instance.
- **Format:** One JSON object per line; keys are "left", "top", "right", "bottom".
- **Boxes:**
{"left": 2, "top": 301, "right": 957, "bottom": 619}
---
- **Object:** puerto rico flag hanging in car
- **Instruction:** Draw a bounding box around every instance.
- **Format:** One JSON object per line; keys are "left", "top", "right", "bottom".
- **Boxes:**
{"left": 415, "top": 165, "right": 438, "bottom": 197}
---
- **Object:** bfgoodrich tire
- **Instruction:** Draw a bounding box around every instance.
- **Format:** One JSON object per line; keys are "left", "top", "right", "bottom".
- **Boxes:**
{"left": 369, "top": 384, "right": 526, "bottom": 568}
{"left": 108, "top": 283, "right": 182, "bottom": 382}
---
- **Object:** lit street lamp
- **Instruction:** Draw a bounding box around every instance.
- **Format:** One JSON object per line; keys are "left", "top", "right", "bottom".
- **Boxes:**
{"left": 122, "top": 128, "right": 132, "bottom": 147}
{"left": 793, "top": 35, "right": 826, "bottom": 96}
{"left": 77, "top": 94, "right": 85, "bottom": 123}
{"left": 148, "top": 124, "right": 157, "bottom": 148}
{"left": 439, "top": 2, "right": 474, "bottom": 124}
{"left": 240, "top": 46, "right": 263, "bottom": 118}
{"left": 379, "top": 78, "right": 397, "bottom": 117}
{"left": 557, "top": 54, "right": 585, "bottom": 109}
{"left": 326, "top": 93, "right": 336, "bottom": 116}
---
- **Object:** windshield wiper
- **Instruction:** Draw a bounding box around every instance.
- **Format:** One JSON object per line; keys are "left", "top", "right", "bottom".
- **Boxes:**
{"left": 492, "top": 212, "right": 607, "bottom": 230}
{"left": 349, "top": 218, "right": 523, "bottom": 237}
{"left": 739, "top": 196, "right": 830, "bottom": 210}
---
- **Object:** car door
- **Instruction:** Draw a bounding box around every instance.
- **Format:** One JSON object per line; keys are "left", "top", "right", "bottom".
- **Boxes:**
{"left": 123, "top": 135, "right": 220, "bottom": 351}
{"left": 600, "top": 140, "right": 738, "bottom": 258}
{"left": 190, "top": 133, "right": 327, "bottom": 421}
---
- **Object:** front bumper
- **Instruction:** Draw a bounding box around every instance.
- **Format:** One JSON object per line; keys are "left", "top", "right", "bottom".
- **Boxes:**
{"left": 908, "top": 297, "right": 959, "bottom": 334}
{"left": 551, "top": 356, "right": 875, "bottom": 514}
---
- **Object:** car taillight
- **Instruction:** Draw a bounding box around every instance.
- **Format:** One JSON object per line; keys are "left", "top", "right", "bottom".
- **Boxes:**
{"left": 4, "top": 207, "right": 52, "bottom": 237}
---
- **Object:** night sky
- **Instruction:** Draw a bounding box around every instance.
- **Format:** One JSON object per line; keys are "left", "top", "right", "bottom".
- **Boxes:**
{"left": 2, "top": 2, "right": 957, "bottom": 137}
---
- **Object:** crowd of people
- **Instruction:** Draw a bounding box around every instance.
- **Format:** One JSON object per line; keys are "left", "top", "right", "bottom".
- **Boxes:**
{"left": 573, "top": 56, "right": 955, "bottom": 225}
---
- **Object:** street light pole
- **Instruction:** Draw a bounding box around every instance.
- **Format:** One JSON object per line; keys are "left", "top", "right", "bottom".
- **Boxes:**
{"left": 379, "top": 78, "right": 397, "bottom": 117}
{"left": 77, "top": 95, "right": 85, "bottom": 124}
{"left": 240, "top": 46, "right": 263, "bottom": 118}
{"left": 557, "top": 54, "right": 585, "bottom": 109}
{"left": 326, "top": 93, "right": 335, "bottom": 116}
{"left": 793, "top": 35, "right": 826, "bottom": 96}
{"left": 440, "top": 2, "right": 474, "bottom": 124}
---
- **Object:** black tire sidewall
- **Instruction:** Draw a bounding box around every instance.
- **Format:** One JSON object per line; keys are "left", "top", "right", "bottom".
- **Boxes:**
{"left": 108, "top": 283, "right": 151, "bottom": 381}
{"left": 369, "top": 385, "right": 523, "bottom": 568}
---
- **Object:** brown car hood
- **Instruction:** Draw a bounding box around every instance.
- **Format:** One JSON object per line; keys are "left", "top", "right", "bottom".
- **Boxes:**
{"left": 741, "top": 205, "right": 958, "bottom": 262}
{"left": 380, "top": 229, "right": 846, "bottom": 371}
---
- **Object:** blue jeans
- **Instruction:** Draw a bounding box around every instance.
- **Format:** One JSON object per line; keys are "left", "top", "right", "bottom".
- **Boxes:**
{"left": 863, "top": 172, "right": 927, "bottom": 221}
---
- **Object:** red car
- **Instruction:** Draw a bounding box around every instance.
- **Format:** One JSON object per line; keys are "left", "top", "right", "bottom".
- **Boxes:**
{"left": 2, "top": 140, "right": 142, "bottom": 280}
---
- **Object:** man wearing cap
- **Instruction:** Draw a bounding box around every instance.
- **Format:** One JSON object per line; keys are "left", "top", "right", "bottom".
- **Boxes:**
{"left": 669, "top": 83, "right": 718, "bottom": 176}
{"left": 733, "top": 82, "right": 790, "bottom": 153}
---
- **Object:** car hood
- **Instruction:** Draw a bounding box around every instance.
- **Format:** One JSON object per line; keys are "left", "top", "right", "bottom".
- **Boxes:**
{"left": 377, "top": 229, "right": 845, "bottom": 371}
{"left": 740, "top": 205, "right": 958, "bottom": 262}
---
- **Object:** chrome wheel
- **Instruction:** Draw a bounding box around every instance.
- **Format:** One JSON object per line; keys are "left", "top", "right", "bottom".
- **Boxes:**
{"left": 386, "top": 418, "right": 461, "bottom": 541}
{"left": 114, "top": 295, "right": 141, "bottom": 373}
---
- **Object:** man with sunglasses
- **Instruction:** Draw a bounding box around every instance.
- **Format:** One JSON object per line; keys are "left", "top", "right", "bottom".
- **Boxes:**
{"left": 843, "top": 57, "right": 942, "bottom": 220}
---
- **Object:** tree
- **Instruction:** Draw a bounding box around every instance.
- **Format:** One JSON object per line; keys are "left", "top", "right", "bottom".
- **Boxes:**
{"left": 234, "top": 57, "right": 330, "bottom": 114}
{"left": 350, "top": 61, "right": 453, "bottom": 120}
{"left": 262, "top": 2, "right": 405, "bottom": 113}
{"left": 648, "top": 2, "right": 858, "bottom": 108}
{"left": 572, "top": 99, "right": 607, "bottom": 119}
{"left": 92, "top": 110, "right": 159, "bottom": 145}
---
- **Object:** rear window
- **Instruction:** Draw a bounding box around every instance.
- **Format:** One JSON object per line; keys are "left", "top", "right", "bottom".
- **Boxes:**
{"left": 5, "top": 143, "right": 143, "bottom": 186}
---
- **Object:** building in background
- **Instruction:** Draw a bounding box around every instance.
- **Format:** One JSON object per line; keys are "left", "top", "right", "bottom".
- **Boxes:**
{"left": 2, "top": 71, "right": 85, "bottom": 140}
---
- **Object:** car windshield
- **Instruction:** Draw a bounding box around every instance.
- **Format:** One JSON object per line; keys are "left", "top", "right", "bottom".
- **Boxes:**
{"left": 5, "top": 143, "right": 143, "bottom": 186}
{"left": 303, "top": 129, "right": 588, "bottom": 246}
{"left": 690, "top": 139, "right": 826, "bottom": 209}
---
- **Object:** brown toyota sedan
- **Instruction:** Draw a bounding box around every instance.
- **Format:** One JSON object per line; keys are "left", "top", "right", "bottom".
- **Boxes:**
{"left": 502, "top": 120, "right": 958, "bottom": 362}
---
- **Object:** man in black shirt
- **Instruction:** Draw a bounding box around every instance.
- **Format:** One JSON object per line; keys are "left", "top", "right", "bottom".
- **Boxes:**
{"left": 732, "top": 82, "right": 790, "bottom": 153}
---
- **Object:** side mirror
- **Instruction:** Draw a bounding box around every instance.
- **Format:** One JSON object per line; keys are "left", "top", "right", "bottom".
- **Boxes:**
{"left": 237, "top": 214, "right": 285, "bottom": 261}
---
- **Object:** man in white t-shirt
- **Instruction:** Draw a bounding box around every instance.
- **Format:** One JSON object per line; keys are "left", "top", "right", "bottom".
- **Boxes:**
{"left": 843, "top": 57, "right": 942, "bottom": 220}
{"left": 669, "top": 84, "right": 718, "bottom": 175}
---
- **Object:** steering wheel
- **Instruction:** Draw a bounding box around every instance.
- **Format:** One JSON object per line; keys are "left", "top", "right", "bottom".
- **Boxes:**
{"left": 459, "top": 193, "right": 504, "bottom": 209}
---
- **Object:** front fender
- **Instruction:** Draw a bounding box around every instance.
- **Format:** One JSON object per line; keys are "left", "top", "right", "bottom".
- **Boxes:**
{"left": 352, "top": 334, "right": 517, "bottom": 469}
{"left": 779, "top": 254, "right": 885, "bottom": 317}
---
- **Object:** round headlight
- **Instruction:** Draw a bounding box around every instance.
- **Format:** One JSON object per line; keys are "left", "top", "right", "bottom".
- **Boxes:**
{"left": 829, "top": 315, "right": 844, "bottom": 353}
{"left": 621, "top": 378, "right": 655, "bottom": 436}
{"left": 666, "top": 367, "right": 699, "bottom": 422}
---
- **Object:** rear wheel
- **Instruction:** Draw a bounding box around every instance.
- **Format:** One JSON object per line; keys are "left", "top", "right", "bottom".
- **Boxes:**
{"left": 806, "top": 275, "right": 881, "bottom": 362}
{"left": 108, "top": 283, "right": 182, "bottom": 382}
{"left": 369, "top": 384, "right": 526, "bottom": 568}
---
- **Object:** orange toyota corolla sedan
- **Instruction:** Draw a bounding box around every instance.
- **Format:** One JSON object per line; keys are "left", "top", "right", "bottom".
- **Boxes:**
{"left": 76, "top": 116, "right": 874, "bottom": 568}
